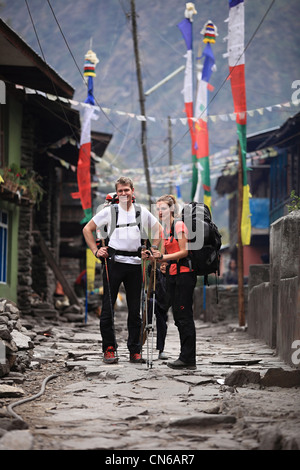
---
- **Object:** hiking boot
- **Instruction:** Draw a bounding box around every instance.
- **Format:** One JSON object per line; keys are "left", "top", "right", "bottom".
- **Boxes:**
{"left": 158, "top": 351, "right": 168, "bottom": 360}
{"left": 167, "top": 358, "right": 196, "bottom": 370}
{"left": 130, "top": 353, "right": 146, "bottom": 364}
{"left": 103, "top": 346, "right": 118, "bottom": 364}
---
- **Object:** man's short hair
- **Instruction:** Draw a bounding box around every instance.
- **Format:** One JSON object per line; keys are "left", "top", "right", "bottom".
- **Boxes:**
{"left": 115, "top": 176, "right": 134, "bottom": 190}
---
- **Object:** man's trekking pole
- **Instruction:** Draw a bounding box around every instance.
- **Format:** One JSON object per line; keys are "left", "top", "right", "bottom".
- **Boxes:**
{"left": 101, "top": 240, "right": 118, "bottom": 360}
{"left": 140, "top": 246, "right": 148, "bottom": 354}
{"left": 146, "top": 245, "right": 158, "bottom": 368}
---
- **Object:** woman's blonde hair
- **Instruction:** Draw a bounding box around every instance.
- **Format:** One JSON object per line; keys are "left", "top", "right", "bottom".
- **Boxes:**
{"left": 156, "top": 194, "right": 178, "bottom": 216}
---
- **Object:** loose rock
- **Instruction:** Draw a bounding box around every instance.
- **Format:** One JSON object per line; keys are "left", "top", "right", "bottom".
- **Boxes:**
{"left": 0, "top": 430, "right": 34, "bottom": 450}
{"left": 261, "top": 368, "right": 300, "bottom": 388}
{"left": 225, "top": 369, "right": 261, "bottom": 387}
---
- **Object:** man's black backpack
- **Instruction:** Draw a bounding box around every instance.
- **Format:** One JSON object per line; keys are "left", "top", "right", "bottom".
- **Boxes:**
{"left": 180, "top": 201, "right": 222, "bottom": 284}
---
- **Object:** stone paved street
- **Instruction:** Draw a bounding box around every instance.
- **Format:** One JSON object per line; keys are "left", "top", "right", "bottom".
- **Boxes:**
{"left": 1, "top": 307, "right": 299, "bottom": 452}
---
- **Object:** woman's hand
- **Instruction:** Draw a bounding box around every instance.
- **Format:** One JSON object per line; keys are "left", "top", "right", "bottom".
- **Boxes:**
{"left": 151, "top": 248, "right": 163, "bottom": 261}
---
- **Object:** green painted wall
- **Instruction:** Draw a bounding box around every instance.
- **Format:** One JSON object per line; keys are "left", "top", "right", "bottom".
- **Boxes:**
{"left": 8, "top": 96, "right": 22, "bottom": 164}
{"left": 0, "top": 202, "right": 19, "bottom": 303}
{"left": 0, "top": 95, "right": 22, "bottom": 303}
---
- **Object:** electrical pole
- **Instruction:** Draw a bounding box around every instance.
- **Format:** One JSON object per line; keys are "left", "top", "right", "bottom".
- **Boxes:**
{"left": 168, "top": 116, "right": 173, "bottom": 194}
{"left": 130, "top": 0, "right": 152, "bottom": 208}
{"left": 237, "top": 141, "right": 246, "bottom": 326}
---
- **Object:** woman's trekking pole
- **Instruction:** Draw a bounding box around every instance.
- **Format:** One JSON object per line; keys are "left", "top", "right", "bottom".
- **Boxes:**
{"left": 146, "top": 268, "right": 151, "bottom": 367}
{"left": 144, "top": 256, "right": 154, "bottom": 366}
{"left": 149, "top": 258, "right": 157, "bottom": 369}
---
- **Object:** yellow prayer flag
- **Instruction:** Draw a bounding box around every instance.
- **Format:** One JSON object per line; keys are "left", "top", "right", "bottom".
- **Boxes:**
{"left": 86, "top": 249, "right": 100, "bottom": 293}
{"left": 241, "top": 185, "right": 251, "bottom": 245}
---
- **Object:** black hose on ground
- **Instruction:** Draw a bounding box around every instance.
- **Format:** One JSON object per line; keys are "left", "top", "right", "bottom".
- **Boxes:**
{"left": 6, "top": 374, "right": 58, "bottom": 421}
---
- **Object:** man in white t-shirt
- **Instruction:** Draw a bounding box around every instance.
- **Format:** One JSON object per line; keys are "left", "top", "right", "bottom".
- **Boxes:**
{"left": 83, "top": 176, "right": 161, "bottom": 364}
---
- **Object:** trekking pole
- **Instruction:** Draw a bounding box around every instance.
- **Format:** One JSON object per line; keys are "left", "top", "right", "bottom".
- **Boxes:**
{"left": 145, "top": 260, "right": 154, "bottom": 367}
{"left": 140, "top": 247, "right": 147, "bottom": 355}
{"left": 102, "top": 240, "right": 118, "bottom": 360}
{"left": 149, "top": 258, "right": 157, "bottom": 369}
{"left": 146, "top": 267, "right": 151, "bottom": 367}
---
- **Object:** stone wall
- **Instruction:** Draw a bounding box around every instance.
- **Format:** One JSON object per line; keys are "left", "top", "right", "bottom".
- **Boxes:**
{"left": 17, "top": 110, "right": 61, "bottom": 311}
{"left": 32, "top": 161, "right": 58, "bottom": 303}
{"left": 248, "top": 210, "right": 300, "bottom": 368}
{"left": 59, "top": 257, "right": 82, "bottom": 291}
{"left": 248, "top": 282, "right": 273, "bottom": 347}
{"left": 247, "top": 264, "right": 273, "bottom": 346}
{"left": 0, "top": 299, "right": 34, "bottom": 378}
{"left": 17, "top": 112, "right": 34, "bottom": 315}
{"left": 194, "top": 211, "right": 300, "bottom": 368}
{"left": 193, "top": 285, "right": 248, "bottom": 324}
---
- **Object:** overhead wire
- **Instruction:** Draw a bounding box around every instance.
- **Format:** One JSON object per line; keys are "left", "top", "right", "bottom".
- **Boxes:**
{"left": 207, "top": 0, "right": 276, "bottom": 110}
{"left": 47, "top": 0, "right": 158, "bottom": 177}
{"left": 151, "top": 0, "right": 277, "bottom": 165}
{"left": 26, "top": 0, "right": 146, "bottom": 175}
{"left": 46, "top": 0, "right": 136, "bottom": 141}
{"left": 138, "top": 34, "right": 185, "bottom": 168}
{"left": 118, "top": 2, "right": 188, "bottom": 171}
{"left": 24, "top": 0, "right": 79, "bottom": 144}
{"left": 117, "top": 1, "right": 187, "bottom": 167}
{"left": 110, "top": 56, "right": 137, "bottom": 166}
{"left": 30, "top": 0, "right": 277, "bottom": 171}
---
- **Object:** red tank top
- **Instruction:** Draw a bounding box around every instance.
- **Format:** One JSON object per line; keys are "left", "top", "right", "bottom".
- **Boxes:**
{"left": 164, "top": 221, "right": 191, "bottom": 276}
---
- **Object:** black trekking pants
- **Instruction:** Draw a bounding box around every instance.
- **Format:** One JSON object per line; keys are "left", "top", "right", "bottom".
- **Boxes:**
{"left": 168, "top": 271, "right": 197, "bottom": 364}
{"left": 148, "top": 298, "right": 168, "bottom": 352}
{"left": 100, "top": 260, "right": 142, "bottom": 354}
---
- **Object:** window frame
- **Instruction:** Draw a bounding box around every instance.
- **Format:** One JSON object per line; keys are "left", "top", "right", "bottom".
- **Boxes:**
{"left": 0, "top": 209, "right": 8, "bottom": 284}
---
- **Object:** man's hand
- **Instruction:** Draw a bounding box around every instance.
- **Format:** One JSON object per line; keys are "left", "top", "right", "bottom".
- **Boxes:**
{"left": 96, "top": 246, "right": 108, "bottom": 258}
{"left": 141, "top": 249, "right": 151, "bottom": 260}
{"left": 141, "top": 247, "right": 163, "bottom": 262}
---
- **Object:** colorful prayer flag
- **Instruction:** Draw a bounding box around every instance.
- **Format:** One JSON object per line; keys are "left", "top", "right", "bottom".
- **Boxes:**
{"left": 194, "top": 21, "right": 218, "bottom": 209}
{"left": 177, "top": 16, "right": 197, "bottom": 200}
{"left": 77, "top": 49, "right": 99, "bottom": 224}
{"left": 227, "top": 0, "right": 251, "bottom": 245}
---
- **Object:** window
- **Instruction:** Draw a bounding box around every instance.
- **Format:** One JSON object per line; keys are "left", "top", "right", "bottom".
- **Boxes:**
{"left": 0, "top": 209, "right": 8, "bottom": 284}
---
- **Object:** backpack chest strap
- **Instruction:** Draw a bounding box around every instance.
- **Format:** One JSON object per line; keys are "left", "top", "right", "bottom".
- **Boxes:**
{"left": 109, "top": 204, "right": 141, "bottom": 237}
{"left": 115, "top": 221, "right": 139, "bottom": 229}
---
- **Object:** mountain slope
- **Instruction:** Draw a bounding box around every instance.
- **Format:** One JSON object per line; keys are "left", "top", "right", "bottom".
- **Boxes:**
{"left": 1, "top": 0, "right": 299, "bottom": 228}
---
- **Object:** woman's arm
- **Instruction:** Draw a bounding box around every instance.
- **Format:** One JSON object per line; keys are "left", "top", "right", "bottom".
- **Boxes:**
{"left": 152, "top": 230, "right": 188, "bottom": 263}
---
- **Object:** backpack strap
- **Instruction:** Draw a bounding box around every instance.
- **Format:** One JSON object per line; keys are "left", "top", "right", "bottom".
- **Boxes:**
{"left": 167, "top": 220, "right": 192, "bottom": 274}
{"left": 109, "top": 203, "right": 140, "bottom": 234}
{"left": 168, "top": 220, "right": 175, "bottom": 242}
{"left": 135, "top": 204, "right": 150, "bottom": 244}
{"left": 107, "top": 204, "right": 119, "bottom": 239}
{"left": 134, "top": 204, "right": 142, "bottom": 231}
{"left": 107, "top": 203, "right": 148, "bottom": 249}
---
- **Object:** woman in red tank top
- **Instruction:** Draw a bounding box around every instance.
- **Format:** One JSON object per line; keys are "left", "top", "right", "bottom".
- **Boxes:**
{"left": 151, "top": 195, "right": 197, "bottom": 370}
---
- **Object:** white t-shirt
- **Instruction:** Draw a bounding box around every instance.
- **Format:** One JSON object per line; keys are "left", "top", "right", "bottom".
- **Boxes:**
{"left": 92, "top": 204, "right": 158, "bottom": 264}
